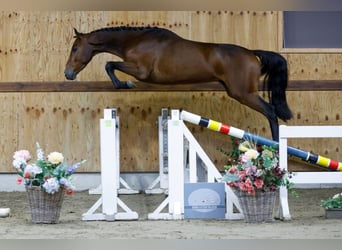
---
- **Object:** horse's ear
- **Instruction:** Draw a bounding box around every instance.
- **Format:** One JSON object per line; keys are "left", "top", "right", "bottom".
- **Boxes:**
{"left": 73, "top": 28, "right": 82, "bottom": 38}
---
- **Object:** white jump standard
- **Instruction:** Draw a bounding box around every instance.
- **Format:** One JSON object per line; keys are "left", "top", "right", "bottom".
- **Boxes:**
{"left": 148, "top": 109, "right": 244, "bottom": 220}
{"left": 82, "top": 109, "right": 138, "bottom": 221}
{"left": 279, "top": 125, "right": 342, "bottom": 220}
{"left": 145, "top": 108, "right": 169, "bottom": 194}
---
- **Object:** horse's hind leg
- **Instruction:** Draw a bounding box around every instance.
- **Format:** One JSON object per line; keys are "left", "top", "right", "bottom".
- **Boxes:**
{"left": 105, "top": 61, "right": 135, "bottom": 89}
{"left": 220, "top": 56, "right": 280, "bottom": 140}
{"left": 258, "top": 97, "right": 279, "bottom": 141}
{"left": 223, "top": 84, "right": 279, "bottom": 141}
{"left": 243, "top": 95, "right": 279, "bottom": 141}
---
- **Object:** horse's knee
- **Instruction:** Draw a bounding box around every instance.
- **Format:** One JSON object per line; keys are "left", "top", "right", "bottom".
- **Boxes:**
{"left": 105, "top": 61, "right": 115, "bottom": 72}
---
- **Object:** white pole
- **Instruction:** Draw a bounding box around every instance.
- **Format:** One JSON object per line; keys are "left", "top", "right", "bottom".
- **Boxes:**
{"left": 168, "top": 110, "right": 184, "bottom": 219}
{"left": 100, "top": 109, "right": 118, "bottom": 220}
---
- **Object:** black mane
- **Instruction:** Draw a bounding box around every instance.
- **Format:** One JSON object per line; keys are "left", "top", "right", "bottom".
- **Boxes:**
{"left": 90, "top": 26, "right": 158, "bottom": 34}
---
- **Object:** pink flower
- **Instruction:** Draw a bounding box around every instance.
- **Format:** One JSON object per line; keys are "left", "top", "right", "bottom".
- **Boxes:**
{"left": 247, "top": 187, "right": 255, "bottom": 195}
{"left": 66, "top": 189, "right": 74, "bottom": 195}
{"left": 228, "top": 166, "right": 237, "bottom": 174}
{"left": 227, "top": 182, "right": 238, "bottom": 188}
{"left": 254, "top": 179, "right": 264, "bottom": 189}
{"left": 13, "top": 150, "right": 31, "bottom": 161}
{"left": 240, "top": 154, "right": 249, "bottom": 163}
{"left": 16, "top": 177, "right": 23, "bottom": 185}
{"left": 238, "top": 170, "right": 246, "bottom": 179}
{"left": 245, "top": 178, "right": 253, "bottom": 188}
{"left": 23, "top": 172, "right": 31, "bottom": 178}
{"left": 238, "top": 182, "right": 248, "bottom": 191}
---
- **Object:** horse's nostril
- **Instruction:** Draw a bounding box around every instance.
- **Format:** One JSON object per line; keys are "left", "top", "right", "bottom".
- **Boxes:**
{"left": 64, "top": 69, "right": 75, "bottom": 80}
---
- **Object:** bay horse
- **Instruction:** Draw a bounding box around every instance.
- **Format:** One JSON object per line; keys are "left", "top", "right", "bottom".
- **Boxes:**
{"left": 64, "top": 26, "right": 292, "bottom": 141}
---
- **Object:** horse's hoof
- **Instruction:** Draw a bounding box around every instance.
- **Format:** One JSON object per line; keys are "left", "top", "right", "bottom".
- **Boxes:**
{"left": 126, "top": 80, "right": 136, "bottom": 89}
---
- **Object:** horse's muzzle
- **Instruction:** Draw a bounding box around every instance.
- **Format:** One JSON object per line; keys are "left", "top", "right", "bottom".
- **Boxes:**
{"left": 64, "top": 68, "right": 76, "bottom": 80}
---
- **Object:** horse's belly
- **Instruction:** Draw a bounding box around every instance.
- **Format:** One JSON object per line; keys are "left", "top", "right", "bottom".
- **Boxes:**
{"left": 149, "top": 63, "right": 216, "bottom": 83}
{"left": 148, "top": 72, "right": 215, "bottom": 84}
{"left": 138, "top": 42, "right": 220, "bottom": 83}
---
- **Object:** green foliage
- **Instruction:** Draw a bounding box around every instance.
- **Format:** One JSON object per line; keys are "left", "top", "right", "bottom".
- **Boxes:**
{"left": 217, "top": 137, "right": 242, "bottom": 165}
{"left": 321, "top": 194, "right": 342, "bottom": 209}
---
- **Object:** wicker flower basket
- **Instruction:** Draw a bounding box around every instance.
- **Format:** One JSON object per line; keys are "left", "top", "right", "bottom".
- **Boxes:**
{"left": 233, "top": 188, "right": 277, "bottom": 223}
{"left": 26, "top": 186, "right": 65, "bottom": 224}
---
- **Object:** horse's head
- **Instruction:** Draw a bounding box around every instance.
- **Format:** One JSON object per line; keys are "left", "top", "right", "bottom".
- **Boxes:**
{"left": 64, "top": 28, "right": 95, "bottom": 80}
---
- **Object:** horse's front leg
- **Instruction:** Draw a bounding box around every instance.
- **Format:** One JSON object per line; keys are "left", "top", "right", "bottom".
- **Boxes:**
{"left": 105, "top": 61, "right": 136, "bottom": 89}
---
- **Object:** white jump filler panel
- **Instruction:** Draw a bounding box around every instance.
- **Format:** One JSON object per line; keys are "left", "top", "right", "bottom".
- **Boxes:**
{"left": 82, "top": 109, "right": 138, "bottom": 221}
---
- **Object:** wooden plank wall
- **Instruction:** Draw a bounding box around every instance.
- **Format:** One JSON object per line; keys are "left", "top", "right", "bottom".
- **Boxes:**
{"left": 1, "top": 11, "right": 341, "bottom": 173}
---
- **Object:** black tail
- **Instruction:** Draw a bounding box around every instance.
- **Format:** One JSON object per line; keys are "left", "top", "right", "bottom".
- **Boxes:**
{"left": 253, "top": 50, "right": 293, "bottom": 122}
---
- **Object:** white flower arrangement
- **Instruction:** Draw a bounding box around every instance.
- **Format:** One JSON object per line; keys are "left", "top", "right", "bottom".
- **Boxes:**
{"left": 13, "top": 143, "right": 86, "bottom": 195}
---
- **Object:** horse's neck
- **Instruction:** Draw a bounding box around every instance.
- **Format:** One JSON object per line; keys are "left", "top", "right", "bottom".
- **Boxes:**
{"left": 89, "top": 30, "right": 142, "bottom": 57}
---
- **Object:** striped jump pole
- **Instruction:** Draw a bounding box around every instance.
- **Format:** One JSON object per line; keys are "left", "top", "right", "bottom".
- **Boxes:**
{"left": 180, "top": 110, "right": 342, "bottom": 171}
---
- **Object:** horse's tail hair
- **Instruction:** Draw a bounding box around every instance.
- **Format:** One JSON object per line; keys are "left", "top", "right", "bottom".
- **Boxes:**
{"left": 252, "top": 50, "right": 293, "bottom": 122}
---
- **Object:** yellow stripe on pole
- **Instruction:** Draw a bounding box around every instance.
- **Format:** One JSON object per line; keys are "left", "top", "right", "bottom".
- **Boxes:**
{"left": 337, "top": 162, "right": 342, "bottom": 171}
{"left": 317, "top": 156, "right": 330, "bottom": 168}
{"left": 208, "top": 120, "right": 221, "bottom": 132}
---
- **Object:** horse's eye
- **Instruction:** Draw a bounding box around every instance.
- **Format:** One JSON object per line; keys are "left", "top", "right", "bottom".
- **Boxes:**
{"left": 72, "top": 47, "right": 77, "bottom": 53}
